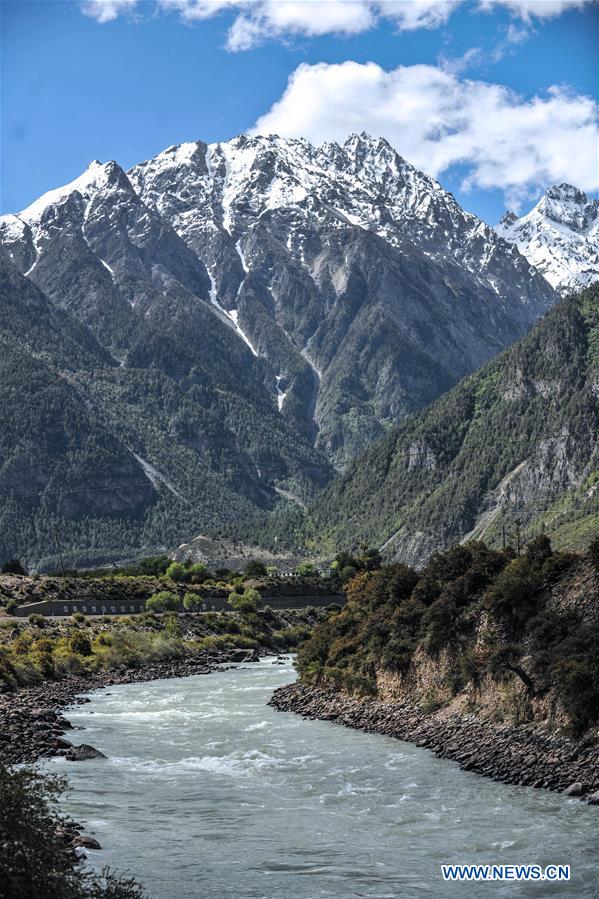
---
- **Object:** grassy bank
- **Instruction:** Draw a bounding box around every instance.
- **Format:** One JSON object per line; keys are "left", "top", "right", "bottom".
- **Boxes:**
{"left": 0, "top": 607, "right": 325, "bottom": 692}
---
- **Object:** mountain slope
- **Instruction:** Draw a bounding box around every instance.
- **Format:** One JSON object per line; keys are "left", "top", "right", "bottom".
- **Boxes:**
{"left": 496, "top": 184, "right": 599, "bottom": 296}
{"left": 129, "top": 132, "right": 557, "bottom": 465}
{"left": 0, "top": 255, "right": 332, "bottom": 569}
{"left": 2, "top": 134, "right": 556, "bottom": 471}
{"left": 0, "top": 133, "right": 566, "bottom": 567}
{"left": 309, "top": 283, "right": 599, "bottom": 565}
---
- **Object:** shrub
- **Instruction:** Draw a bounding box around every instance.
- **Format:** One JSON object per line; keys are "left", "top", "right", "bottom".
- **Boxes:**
{"left": 272, "top": 624, "right": 311, "bottom": 649}
{"left": 525, "top": 534, "right": 552, "bottom": 568}
{"left": 28, "top": 614, "right": 46, "bottom": 628}
{"left": 52, "top": 648, "right": 86, "bottom": 676}
{"left": 73, "top": 613, "right": 86, "bottom": 623}
{"left": 484, "top": 560, "right": 541, "bottom": 628}
{"left": 1, "top": 559, "right": 27, "bottom": 575}
{"left": 541, "top": 551, "right": 578, "bottom": 582}
{"left": 421, "top": 596, "right": 457, "bottom": 654}
{"left": 166, "top": 562, "right": 187, "bottom": 583}
{"left": 228, "top": 589, "right": 262, "bottom": 614}
{"left": 69, "top": 632, "right": 92, "bottom": 657}
{"left": 183, "top": 592, "right": 201, "bottom": 611}
{"left": 146, "top": 591, "right": 179, "bottom": 612}
{"left": 296, "top": 561, "right": 317, "bottom": 578}
{"left": 0, "top": 754, "right": 146, "bottom": 898}
{"left": 164, "top": 614, "right": 181, "bottom": 637}
{"left": 188, "top": 563, "right": 210, "bottom": 584}
{"left": 244, "top": 560, "right": 267, "bottom": 577}
{"left": 136, "top": 555, "right": 171, "bottom": 577}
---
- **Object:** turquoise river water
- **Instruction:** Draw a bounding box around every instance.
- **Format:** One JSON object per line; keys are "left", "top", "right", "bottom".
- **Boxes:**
{"left": 44, "top": 658, "right": 598, "bottom": 898}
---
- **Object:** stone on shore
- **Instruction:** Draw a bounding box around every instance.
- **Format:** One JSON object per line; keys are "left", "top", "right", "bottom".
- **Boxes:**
{"left": 71, "top": 835, "right": 102, "bottom": 850}
{"left": 563, "top": 782, "right": 583, "bottom": 796}
{"left": 65, "top": 743, "right": 106, "bottom": 761}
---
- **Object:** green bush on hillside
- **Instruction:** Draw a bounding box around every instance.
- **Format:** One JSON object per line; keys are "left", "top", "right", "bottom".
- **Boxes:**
{"left": 145, "top": 591, "right": 179, "bottom": 612}
{"left": 228, "top": 589, "right": 262, "bottom": 614}
{"left": 165, "top": 562, "right": 186, "bottom": 583}
{"left": 296, "top": 537, "right": 599, "bottom": 736}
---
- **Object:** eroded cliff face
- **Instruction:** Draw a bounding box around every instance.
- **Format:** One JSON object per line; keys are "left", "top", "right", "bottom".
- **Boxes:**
{"left": 375, "top": 559, "right": 599, "bottom": 733}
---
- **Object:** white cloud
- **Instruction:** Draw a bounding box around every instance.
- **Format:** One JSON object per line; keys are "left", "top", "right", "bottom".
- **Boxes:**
{"left": 377, "top": 0, "right": 462, "bottom": 31}
{"left": 81, "top": 0, "right": 597, "bottom": 42}
{"left": 253, "top": 61, "right": 599, "bottom": 208}
{"left": 226, "top": 1, "right": 376, "bottom": 51}
{"left": 479, "top": 0, "right": 592, "bottom": 19}
{"left": 157, "top": 0, "right": 242, "bottom": 20}
{"left": 81, "top": 0, "right": 138, "bottom": 22}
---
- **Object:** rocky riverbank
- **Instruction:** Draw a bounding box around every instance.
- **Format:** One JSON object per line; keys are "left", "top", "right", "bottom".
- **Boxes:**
{"left": 0, "top": 647, "right": 258, "bottom": 766}
{"left": 270, "top": 682, "right": 599, "bottom": 804}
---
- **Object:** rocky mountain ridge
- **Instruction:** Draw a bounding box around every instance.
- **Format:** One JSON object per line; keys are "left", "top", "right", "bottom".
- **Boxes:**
{"left": 3, "top": 133, "right": 556, "bottom": 468}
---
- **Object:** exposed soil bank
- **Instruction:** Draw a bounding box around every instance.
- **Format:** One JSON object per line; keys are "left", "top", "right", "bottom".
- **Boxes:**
{"left": 0, "top": 648, "right": 257, "bottom": 765}
{"left": 270, "top": 682, "right": 599, "bottom": 803}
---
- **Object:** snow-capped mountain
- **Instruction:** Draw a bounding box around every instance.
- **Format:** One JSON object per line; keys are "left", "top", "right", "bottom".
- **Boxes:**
{"left": 129, "top": 132, "right": 549, "bottom": 328}
{"left": 496, "top": 184, "right": 599, "bottom": 295}
{"left": 1, "top": 132, "right": 558, "bottom": 566}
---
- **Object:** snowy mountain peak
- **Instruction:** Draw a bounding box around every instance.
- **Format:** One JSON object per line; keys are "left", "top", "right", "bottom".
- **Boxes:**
{"left": 129, "top": 130, "right": 532, "bottom": 299}
{"left": 496, "top": 184, "right": 599, "bottom": 295}
{"left": 537, "top": 183, "right": 597, "bottom": 232}
{"left": 499, "top": 211, "right": 518, "bottom": 228}
{"left": 17, "top": 160, "right": 123, "bottom": 224}
{"left": 1, "top": 130, "right": 559, "bottom": 475}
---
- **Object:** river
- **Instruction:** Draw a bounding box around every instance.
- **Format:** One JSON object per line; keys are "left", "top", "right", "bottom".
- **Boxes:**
{"left": 45, "top": 657, "right": 598, "bottom": 898}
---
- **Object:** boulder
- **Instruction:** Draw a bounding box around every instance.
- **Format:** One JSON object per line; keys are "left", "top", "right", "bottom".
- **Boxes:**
{"left": 65, "top": 743, "right": 106, "bottom": 761}
{"left": 587, "top": 790, "right": 599, "bottom": 805}
{"left": 229, "top": 649, "right": 257, "bottom": 662}
{"left": 72, "top": 835, "right": 102, "bottom": 850}
{"left": 563, "top": 782, "right": 584, "bottom": 797}
{"left": 30, "top": 708, "right": 56, "bottom": 721}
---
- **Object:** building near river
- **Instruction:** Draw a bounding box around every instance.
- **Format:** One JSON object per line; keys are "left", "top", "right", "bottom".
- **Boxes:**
{"left": 13, "top": 592, "right": 345, "bottom": 617}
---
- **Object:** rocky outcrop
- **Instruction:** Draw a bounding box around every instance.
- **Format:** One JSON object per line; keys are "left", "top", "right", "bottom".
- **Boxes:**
{"left": 270, "top": 682, "right": 599, "bottom": 802}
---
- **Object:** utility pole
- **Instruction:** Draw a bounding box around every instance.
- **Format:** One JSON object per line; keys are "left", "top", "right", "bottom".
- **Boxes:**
{"left": 502, "top": 523, "right": 506, "bottom": 551}
{"left": 53, "top": 527, "right": 65, "bottom": 577}
{"left": 515, "top": 518, "right": 521, "bottom": 558}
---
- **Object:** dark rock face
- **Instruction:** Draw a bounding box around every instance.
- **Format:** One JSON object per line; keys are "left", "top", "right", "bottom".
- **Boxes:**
{"left": 270, "top": 682, "right": 599, "bottom": 801}
{"left": 0, "top": 133, "right": 558, "bottom": 565}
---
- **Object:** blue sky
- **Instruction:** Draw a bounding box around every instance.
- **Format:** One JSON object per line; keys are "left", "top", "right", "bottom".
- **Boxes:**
{"left": 2, "top": 0, "right": 598, "bottom": 223}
